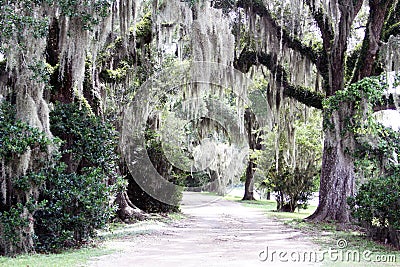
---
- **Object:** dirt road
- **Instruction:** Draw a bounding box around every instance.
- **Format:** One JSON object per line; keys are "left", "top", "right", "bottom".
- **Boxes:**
{"left": 88, "top": 192, "right": 319, "bottom": 267}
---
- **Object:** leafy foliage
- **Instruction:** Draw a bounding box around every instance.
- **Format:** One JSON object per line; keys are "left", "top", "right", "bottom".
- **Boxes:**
{"left": 0, "top": 99, "right": 52, "bottom": 255}
{"left": 253, "top": 108, "right": 322, "bottom": 212}
{"left": 34, "top": 165, "right": 117, "bottom": 251}
{"left": 50, "top": 102, "right": 120, "bottom": 175}
{"left": 349, "top": 169, "right": 400, "bottom": 230}
{"left": 0, "top": 101, "right": 51, "bottom": 160}
{"left": 31, "top": 102, "right": 123, "bottom": 252}
{"left": 348, "top": 167, "right": 400, "bottom": 248}
{"left": 134, "top": 12, "right": 152, "bottom": 45}
{"left": 268, "top": 163, "right": 317, "bottom": 212}
{"left": 0, "top": 203, "right": 34, "bottom": 254}
{"left": 344, "top": 76, "right": 400, "bottom": 247}
{"left": 322, "top": 76, "right": 385, "bottom": 132}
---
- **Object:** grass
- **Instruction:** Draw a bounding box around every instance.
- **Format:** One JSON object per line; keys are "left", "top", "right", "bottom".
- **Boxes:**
{"left": 286, "top": 220, "right": 400, "bottom": 266}
{"left": 0, "top": 212, "right": 184, "bottom": 267}
{"left": 224, "top": 194, "right": 317, "bottom": 220}
{"left": 0, "top": 246, "right": 115, "bottom": 267}
{"left": 230, "top": 194, "right": 400, "bottom": 266}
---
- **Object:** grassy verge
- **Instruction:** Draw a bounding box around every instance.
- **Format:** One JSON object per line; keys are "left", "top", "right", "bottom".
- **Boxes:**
{"left": 0, "top": 247, "right": 115, "bottom": 267}
{"left": 286, "top": 219, "right": 400, "bottom": 266}
{"left": 0, "top": 213, "right": 184, "bottom": 267}
{"left": 229, "top": 195, "right": 400, "bottom": 266}
{"left": 225, "top": 195, "right": 317, "bottom": 220}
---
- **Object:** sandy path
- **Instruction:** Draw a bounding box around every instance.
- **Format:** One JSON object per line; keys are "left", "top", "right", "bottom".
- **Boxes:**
{"left": 88, "top": 192, "right": 320, "bottom": 267}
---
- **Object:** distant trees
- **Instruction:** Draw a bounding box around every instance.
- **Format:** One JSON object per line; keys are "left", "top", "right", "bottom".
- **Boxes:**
{"left": 253, "top": 101, "right": 322, "bottom": 212}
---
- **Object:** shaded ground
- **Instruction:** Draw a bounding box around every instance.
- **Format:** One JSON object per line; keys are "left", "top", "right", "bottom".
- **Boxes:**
{"left": 88, "top": 192, "right": 319, "bottom": 267}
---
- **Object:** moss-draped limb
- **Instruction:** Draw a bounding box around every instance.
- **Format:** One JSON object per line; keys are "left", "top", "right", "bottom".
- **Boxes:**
{"left": 236, "top": 0, "right": 325, "bottom": 76}
{"left": 351, "top": 0, "right": 397, "bottom": 83}
{"left": 304, "top": 0, "right": 334, "bottom": 51}
{"left": 234, "top": 48, "right": 324, "bottom": 110}
{"left": 382, "top": 0, "right": 400, "bottom": 41}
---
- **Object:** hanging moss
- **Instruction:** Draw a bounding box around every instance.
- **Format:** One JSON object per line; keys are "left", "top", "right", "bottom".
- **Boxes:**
{"left": 234, "top": 48, "right": 324, "bottom": 109}
{"left": 0, "top": 101, "right": 51, "bottom": 161}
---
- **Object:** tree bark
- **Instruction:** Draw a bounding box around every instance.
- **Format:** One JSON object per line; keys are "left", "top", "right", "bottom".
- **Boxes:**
{"left": 243, "top": 159, "right": 256, "bottom": 200}
{"left": 307, "top": 107, "right": 355, "bottom": 223}
{"left": 115, "top": 191, "right": 148, "bottom": 222}
{"left": 242, "top": 109, "right": 260, "bottom": 201}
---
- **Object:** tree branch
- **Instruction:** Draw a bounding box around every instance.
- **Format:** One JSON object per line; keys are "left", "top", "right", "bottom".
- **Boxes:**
{"left": 351, "top": 0, "right": 396, "bottom": 83}
{"left": 236, "top": 0, "right": 324, "bottom": 75}
{"left": 373, "top": 94, "right": 396, "bottom": 111}
{"left": 234, "top": 48, "right": 324, "bottom": 110}
{"left": 382, "top": 1, "right": 400, "bottom": 41}
{"left": 304, "top": 0, "right": 334, "bottom": 51}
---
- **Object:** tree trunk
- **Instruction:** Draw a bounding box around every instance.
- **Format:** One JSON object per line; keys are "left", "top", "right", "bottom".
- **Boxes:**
{"left": 243, "top": 159, "right": 256, "bottom": 200}
{"left": 307, "top": 107, "right": 355, "bottom": 223}
{"left": 0, "top": 53, "right": 52, "bottom": 256}
{"left": 242, "top": 109, "right": 259, "bottom": 201}
{"left": 115, "top": 191, "right": 148, "bottom": 222}
{"left": 308, "top": 0, "right": 360, "bottom": 223}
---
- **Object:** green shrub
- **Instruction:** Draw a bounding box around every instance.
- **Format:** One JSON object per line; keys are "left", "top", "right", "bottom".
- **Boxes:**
{"left": 268, "top": 163, "right": 317, "bottom": 212}
{"left": 349, "top": 173, "right": 400, "bottom": 229}
{"left": 350, "top": 119, "right": 400, "bottom": 248}
{"left": 0, "top": 101, "right": 50, "bottom": 159}
{"left": 31, "top": 102, "right": 123, "bottom": 252}
{"left": 49, "top": 102, "right": 120, "bottom": 176}
{"left": 348, "top": 169, "right": 400, "bottom": 247}
{"left": 34, "top": 165, "right": 117, "bottom": 251}
{"left": 0, "top": 203, "right": 32, "bottom": 254}
{"left": 0, "top": 100, "right": 52, "bottom": 255}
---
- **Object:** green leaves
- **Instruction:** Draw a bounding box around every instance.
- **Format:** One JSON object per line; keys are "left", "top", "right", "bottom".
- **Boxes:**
{"left": 30, "top": 101, "right": 123, "bottom": 251}
{"left": 57, "top": 0, "right": 112, "bottom": 30}
{"left": 50, "top": 102, "right": 119, "bottom": 174}
{"left": 35, "top": 166, "right": 117, "bottom": 251}
{"left": 0, "top": 203, "right": 30, "bottom": 249}
{"left": 0, "top": 101, "right": 51, "bottom": 160}
{"left": 323, "top": 75, "right": 387, "bottom": 133}
{"left": 348, "top": 169, "right": 400, "bottom": 231}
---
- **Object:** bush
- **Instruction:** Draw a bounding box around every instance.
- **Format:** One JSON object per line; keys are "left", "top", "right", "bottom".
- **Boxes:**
{"left": 0, "top": 100, "right": 52, "bottom": 255}
{"left": 0, "top": 101, "right": 50, "bottom": 159}
{"left": 348, "top": 170, "right": 400, "bottom": 248}
{"left": 267, "top": 164, "right": 317, "bottom": 212}
{"left": 34, "top": 165, "right": 117, "bottom": 251}
{"left": 351, "top": 119, "right": 400, "bottom": 248}
{"left": 31, "top": 102, "right": 123, "bottom": 252}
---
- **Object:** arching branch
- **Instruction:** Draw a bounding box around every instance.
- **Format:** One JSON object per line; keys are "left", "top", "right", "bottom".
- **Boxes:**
{"left": 304, "top": 0, "right": 334, "bottom": 51}
{"left": 236, "top": 0, "right": 324, "bottom": 74}
{"left": 351, "top": 0, "right": 396, "bottom": 83}
{"left": 234, "top": 48, "right": 324, "bottom": 110}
